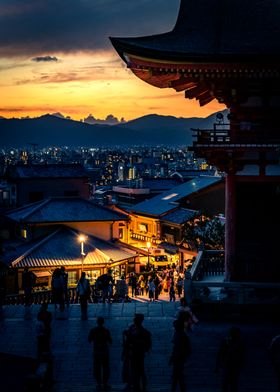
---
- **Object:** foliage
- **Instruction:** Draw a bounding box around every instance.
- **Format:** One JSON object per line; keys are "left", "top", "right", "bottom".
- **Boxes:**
{"left": 183, "top": 214, "right": 224, "bottom": 251}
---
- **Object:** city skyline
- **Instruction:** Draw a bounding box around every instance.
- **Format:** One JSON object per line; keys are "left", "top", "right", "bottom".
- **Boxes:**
{"left": 0, "top": 0, "right": 225, "bottom": 122}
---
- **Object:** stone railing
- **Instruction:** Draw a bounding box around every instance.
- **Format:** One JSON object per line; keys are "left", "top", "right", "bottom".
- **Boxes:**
{"left": 190, "top": 250, "right": 224, "bottom": 281}
{"left": 192, "top": 123, "right": 280, "bottom": 145}
{"left": 186, "top": 250, "right": 280, "bottom": 305}
{"left": 191, "top": 280, "right": 280, "bottom": 305}
{"left": 4, "top": 288, "right": 85, "bottom": 306}
{"left": 3, "top": 285, "right": 128, "bottom": 306}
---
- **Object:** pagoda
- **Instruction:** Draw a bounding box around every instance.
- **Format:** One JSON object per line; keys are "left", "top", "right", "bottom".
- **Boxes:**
{"left": 110, "top": 0, "right": 280, "bottom": 282}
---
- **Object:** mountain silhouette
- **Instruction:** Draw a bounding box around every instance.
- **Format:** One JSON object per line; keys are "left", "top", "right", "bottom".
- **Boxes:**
{"left": 0, "top": 111, "right": 228, "bottom": 148}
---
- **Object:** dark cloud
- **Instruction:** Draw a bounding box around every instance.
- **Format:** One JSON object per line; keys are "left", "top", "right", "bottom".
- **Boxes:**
{"left": 0, "top": 0, "right": 180, "bottom": 57}
{"left": 32, "top": 55, "right": 58, "bottom": 62}
{"left": 15, "top": 63, "right": 126, "bottom": 85}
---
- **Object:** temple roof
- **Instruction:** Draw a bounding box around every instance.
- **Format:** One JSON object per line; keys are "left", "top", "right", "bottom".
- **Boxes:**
{"left": 111, "top": 0, "right": 280, "bottom": 63}
{"left": 6, "top": 197, "right": 128, "bottom": 223}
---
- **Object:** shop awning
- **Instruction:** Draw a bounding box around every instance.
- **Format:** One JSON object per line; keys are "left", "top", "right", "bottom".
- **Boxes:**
{"left": 32, "top": 271, "right": 52, "bottom": 278}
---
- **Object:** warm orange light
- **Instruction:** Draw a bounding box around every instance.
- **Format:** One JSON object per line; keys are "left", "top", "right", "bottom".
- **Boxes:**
{"left": 146, "top": 241, "right": 151, "bottom": 249}
{"left": 78, "top": 234, "right": 86, "bottom": 243}
{"left": 0, "top": 52, "right": 225, "bottom": 121}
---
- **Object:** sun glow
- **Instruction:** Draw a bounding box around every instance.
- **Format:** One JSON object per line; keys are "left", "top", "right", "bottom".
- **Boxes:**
{"left": 0, "top": 51, "right": 225, "bottom": 121}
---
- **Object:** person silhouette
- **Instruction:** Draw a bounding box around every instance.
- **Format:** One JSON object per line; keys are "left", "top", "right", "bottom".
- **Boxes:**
{"left": 169, "top": 312, "right": 192, "bottom": 392}
{"left": 122, "top": 313, "right": 151, "bottom": 392}
{"left": 215, "top": 326, "right": 245, "bottom": 392}
{"left": 76, "top": 272, "right": 91, "bottom": 320}
{"left": 88, "top": 316, "right": 112, "bottom": 391}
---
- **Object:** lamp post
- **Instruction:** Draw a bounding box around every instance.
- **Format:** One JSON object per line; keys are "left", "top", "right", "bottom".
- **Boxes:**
{"left": 78, "top": 235, "right": 86, "bottom": 273}
{"left": 147, "top": 241, "right": 151, "bottom": 270}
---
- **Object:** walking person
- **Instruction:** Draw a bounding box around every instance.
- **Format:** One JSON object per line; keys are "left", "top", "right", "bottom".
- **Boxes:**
{"left": 88, "top": 316, "right": 112, "bottom": 391}
{"left": 22, "top": 266, "right": 34, "bottom": 306}
{"left": 76, "top": 272, "right": 91, "bottom": 320}
{"left": 60, "top": 266, "right": 69, "bottom": 308}
{"left": 99, "top": 269, "right": 114, "bottom": 303}
{"left": 176, "top": 297, "right": 199, "bottom": 330}
{"left": 169, "top": 281, "right": 176, "bottom": 302}
{"left": 169, "top": 312, "right": 192, "bottom": 392}
{"left": 153, "top": 274, "right": 161, "bottom": 300}
{"left": 122, "top": 313, "right": 152, "bottom": 392}
{"left": 51, "top": 268, "right": 64, "bottom": 312}
{"left": 176, "top": 275, "right": 184, "bottom": 298}
{"left": 139, "top": 276, "right": 146, "bottom": 296}
{"left": 36, "top": 302, "right": 52, "bottom": 359}
{"left": 215, "top": 326, "right": 245, "bottom": 392}
{"left": 147, "top": 277, "right": 155, "bottom": 302}
{"left": 129, "top": 273, "right": 137, "bottom": 297}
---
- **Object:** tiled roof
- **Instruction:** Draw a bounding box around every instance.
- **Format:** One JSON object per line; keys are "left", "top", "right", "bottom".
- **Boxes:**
{"left": 160, "top": 208, "right": 198, "bottom": 225}
{"left": 6, "top": 197, "right": 128, "bottom": 223}
{"left": 5, "top": 164, "right": 89, "bottom": 179}
{"left": 142, "top": 178, "right": 182, "bottom": 191}
{"left": 11, "top": 227, "right": 136, "bottom": 269}
{"left": 131, "top": 176, "right": 222, "bottom": 216}
{"left": 111, "top": 0, "right": 280, "bottom": 62}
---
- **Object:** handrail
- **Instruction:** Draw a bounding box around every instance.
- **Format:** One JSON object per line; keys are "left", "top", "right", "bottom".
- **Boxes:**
{"left": 190, "top": 250, "right": 224, "bottom": 281}
{"left": 190, "top": 250, "right": 204, "bottom": 280}
{"left": 192, "top": 125, "right": 280, "bottom": 145}
{"left": 191, "top": 280, "right": 280, "bottom": 304}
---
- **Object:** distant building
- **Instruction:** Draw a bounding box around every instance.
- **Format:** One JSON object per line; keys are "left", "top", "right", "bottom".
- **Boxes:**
{"left": 117, "top": 163, "right": 125, "bottom": 182}
{"left": 128, "top": 166, "right": 136, "bottom": 180}
{"left": 3, "top": 163, "right": 90, "bottom": 207}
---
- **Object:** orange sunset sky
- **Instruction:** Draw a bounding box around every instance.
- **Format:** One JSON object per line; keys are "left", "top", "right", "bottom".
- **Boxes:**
{"left": 0, "top": 0, "right": 225, "bottom": 122}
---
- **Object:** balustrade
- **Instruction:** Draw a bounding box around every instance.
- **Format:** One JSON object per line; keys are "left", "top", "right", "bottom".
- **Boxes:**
{"left": 192, "top": 123, "right": 280, "bottom": 145}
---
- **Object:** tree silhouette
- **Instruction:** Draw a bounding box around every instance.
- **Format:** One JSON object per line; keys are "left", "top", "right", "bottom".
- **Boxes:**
{"left": 183, "top": 214, "right": 224, "bottom": 251}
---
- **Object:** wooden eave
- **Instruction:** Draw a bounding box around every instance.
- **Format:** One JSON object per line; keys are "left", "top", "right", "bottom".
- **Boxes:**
{"left": 125, "top": 53, "right": 280, "bottom": 106}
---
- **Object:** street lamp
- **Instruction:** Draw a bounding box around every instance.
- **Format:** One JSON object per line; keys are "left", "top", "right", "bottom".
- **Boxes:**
{"left": 147, "top": 241, "right": 151, "bottom": 270}
{"left": 78, "top": 234, "right": 86, "bottom": 272}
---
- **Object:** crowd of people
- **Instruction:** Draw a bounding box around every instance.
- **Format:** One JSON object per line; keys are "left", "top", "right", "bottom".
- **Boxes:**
{"left": 128, "top": 267, "right": 185, "bottom": 302}
{"left": 49, "top": 267, "right": 187, "bottom": 320}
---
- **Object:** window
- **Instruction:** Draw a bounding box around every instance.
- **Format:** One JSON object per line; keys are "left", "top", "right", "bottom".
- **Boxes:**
{"left": 165, "top": 233, "right": 175, "bottom": 244}
{"left": 138, "top": 223, "right": 148, "bottom": 232}
{"left": 85, "top": 270, "right": 101, "bottom": 284}
{"left": 68, "top": 271, "right": 78, "bottom": 286}
{"left": 21, "top": 229, "right": 27, "bottom": 239}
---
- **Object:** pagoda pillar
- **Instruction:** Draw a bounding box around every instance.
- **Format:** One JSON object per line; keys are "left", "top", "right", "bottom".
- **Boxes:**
{"left": 224, "top": 172, "right": 236, "bottom": 281}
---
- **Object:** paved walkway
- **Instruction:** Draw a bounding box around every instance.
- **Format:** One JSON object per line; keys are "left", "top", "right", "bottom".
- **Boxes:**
{"left": 0, "top": 299, "right": 279, "bottom": 391}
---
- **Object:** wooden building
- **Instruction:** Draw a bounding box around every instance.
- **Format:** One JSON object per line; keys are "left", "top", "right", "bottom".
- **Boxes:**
{"left": 2, "top": 197, "right": 136, "bottom": 291}
{"left": 128, "top": 176, "right": 224, "bottom": 267}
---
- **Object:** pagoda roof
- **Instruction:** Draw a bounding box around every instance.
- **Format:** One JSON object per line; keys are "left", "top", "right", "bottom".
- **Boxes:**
{"left": 111, "top": 0, "right": 280, "bottom": 64}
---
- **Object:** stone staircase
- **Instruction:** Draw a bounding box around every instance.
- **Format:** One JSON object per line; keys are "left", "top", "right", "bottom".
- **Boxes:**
{"left": 0, "top": 302, "right": 279, "bottom": 392}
